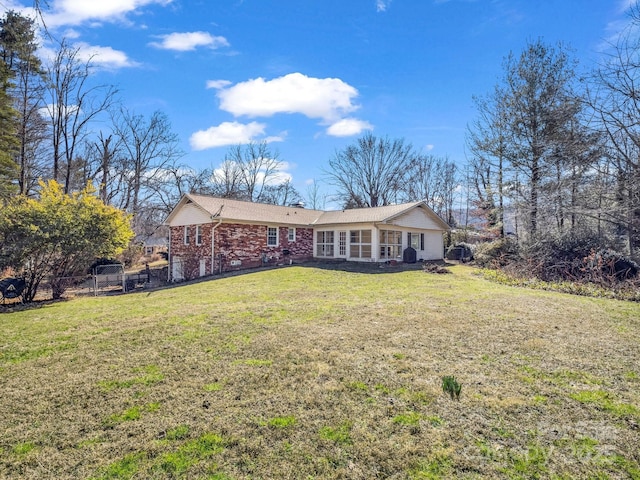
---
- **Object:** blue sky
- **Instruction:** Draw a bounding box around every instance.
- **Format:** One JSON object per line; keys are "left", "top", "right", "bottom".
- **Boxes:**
{"left": 4, "top": 0, "right": 635, "bottom": 199}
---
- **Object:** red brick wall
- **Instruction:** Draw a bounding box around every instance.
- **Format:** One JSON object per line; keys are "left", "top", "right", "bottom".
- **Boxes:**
{"left": 216, "top": 224, "right": 314, "bottom": 271}
{"left": 169, "top": 225, "right": 213, "bottom": 280}
{"left": 169, "top": 223, "right": 314, "bottom": 278}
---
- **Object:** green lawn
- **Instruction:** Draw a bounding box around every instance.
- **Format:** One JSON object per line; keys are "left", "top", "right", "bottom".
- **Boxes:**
{"left": 1, "top": 264, "right": 639, "bottom": 479}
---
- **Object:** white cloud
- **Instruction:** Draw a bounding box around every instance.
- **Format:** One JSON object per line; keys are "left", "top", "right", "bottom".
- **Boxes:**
{"left": 326, "top": 118, "right": 373, "bottom": 137}
{"left": 269, "top": 170, "right": 293, "bottom": 185}
{"left": 264, "top": 133, "right": 288, "bottom": 143}
{"left": 37, "top": 41, "right": 137, "bottom": 70}
{"left": 1, "top": 1, "right": 36, "bottom": 17}
{"left": 39, "top": 103, "right": 80, "bottom": 120}
{"left": 267, "top": 161, "right": 293, "bottom": 185}
{"left": 62, "top": 28, "right": 82, "bottom": 39}
{"left": 206, "top": 79, "right": 233, "bottom": 89}
{"left": 216, "top": 72, "right": 360, "bottom": 123}
{"left": 149, "top": 31, "right": 229, "bottom": 51}
{"left": 212, "top": 160, "right": 292, "bottom": 186}
{"left": 618, "top": 0, "right": 636, "bottom": 13}
{"left": 376, "top": 0, "right": 392, "bottom": 12}
{"left": 199, "top": 73, "right": 371, "bottom": 145}
{"left": 598, "top": 8, "right": 640, "bottom": 52}
{"left": 425, "top": 144, "right": 435, "bottom": 151}
{"left": 75, "top": 42, "right": 138, "bottom": 69}
{"left": 43, "top": 0, "right": 173, "bottom": 28}
{"left": 190, "top": 121, "right": 285, "bottom": 150}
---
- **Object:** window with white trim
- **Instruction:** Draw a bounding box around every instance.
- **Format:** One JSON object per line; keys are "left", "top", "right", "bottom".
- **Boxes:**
{"left": 184, "top": 226, "right": 190, "bottom": 245}
{"left": 196, "top": 225, "right": 203, "bottom": 245}
{"left": 316, "top": 231, "right": 334, "bottom": 256}
{"left": 288, "top": 227, "right": 296, "bottom": 242}
{"left": 380, "top": 230, "right": 402, "bottom": 260}
{"left": 267, "top": 227, "right": 279, "bottom": 246}
{"left": 410, "top": 233, "right": 425, "bottom": 251}
{"left": 350, "top": 230, "right": 372, "bottom": 258}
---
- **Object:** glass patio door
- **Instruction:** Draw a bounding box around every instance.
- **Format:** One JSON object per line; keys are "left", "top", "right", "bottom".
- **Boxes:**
{"left": 338, "top": 231, "right": 347, "bottom": 257}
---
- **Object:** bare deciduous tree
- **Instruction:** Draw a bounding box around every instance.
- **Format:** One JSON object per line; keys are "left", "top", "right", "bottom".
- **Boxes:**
{"left": 407, "top": 154, "right": 459, "bottom": 225}
{"left": 208, "top": 142, "right": 299, "bottom": 205}
{"left": 305, "top": 179, "right": 327, "bottom": 210}
{"left": 210, "top": 158, "right": 244, "bottom": 199}
{"left": 110, "top": 108, "right": 183, "bottom": 237}
{"left": 223, "top": 142, "right": 282, "bottom": 202}
{"left": 261, "top": 178, "right": 302, "bottom": 206}
{"left": 325, "top": 132, "right": 416, "bottom": 208}
{"left": 44, "top": 39, "right": 117, "bottom": 193}
{"left": 589, "top": 9, "right": 640, "bottom": 256}
{"left": 466, "top": 87, "right": 513, "bottom": 237}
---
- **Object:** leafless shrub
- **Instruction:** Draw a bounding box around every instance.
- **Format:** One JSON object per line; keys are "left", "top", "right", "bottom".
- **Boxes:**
{"left": 423, "top": 263, "right": 452, "bottom": 274}
{"left": 473, "top": 238, "right": 520, "bottom": 268}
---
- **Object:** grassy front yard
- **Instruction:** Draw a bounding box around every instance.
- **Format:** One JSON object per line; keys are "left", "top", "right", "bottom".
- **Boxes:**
{"left": 1, "top": 265, "right": 639, "bottom": 479}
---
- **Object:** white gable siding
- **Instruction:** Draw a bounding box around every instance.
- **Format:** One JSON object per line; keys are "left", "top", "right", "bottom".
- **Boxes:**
{"left": 168, "top": 203, "right": 211, "bottom": 226}
{"left": 388, "top": 206, "right": 443, "bottom": 230}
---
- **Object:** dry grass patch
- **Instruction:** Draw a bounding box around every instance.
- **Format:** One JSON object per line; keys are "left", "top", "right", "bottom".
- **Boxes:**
{"left": 0, "top": 264, "right": 639, "bottom": 479}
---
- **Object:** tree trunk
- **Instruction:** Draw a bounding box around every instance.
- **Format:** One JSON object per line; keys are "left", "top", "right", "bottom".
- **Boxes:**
{"left": 530, "top": 157, "right": 539, "bottom": 238}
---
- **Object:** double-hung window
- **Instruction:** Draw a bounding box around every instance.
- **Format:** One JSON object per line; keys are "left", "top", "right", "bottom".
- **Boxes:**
{"left": 288, "top": 227, "right": 296, "bottom": 242}
{"left": 267, "top": 227, "right": 279, "bottom": 246}
{"left": 410, "top": 233, "right": 425, "bottom": 251}
{"left": 184, "top": 226, "right": 190, "bottom": 245}
{"left": 196, "top": 225, "right": 203, "bottom": 245}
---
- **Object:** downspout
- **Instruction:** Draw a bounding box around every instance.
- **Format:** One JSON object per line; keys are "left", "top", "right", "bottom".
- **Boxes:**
{"left": 211, "top": 216, "right": 222, "bottom": 275}
{"left": 167, "top": 227, "right": 171, "bottom": 282}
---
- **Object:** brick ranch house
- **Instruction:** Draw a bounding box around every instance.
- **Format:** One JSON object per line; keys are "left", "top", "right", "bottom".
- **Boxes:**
{"left": 164, "top": 194, "right": 450, "bottom": 281}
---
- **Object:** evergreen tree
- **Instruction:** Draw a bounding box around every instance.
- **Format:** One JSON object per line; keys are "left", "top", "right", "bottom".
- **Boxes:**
{"left": 0, "top": 11, "right": 45, "bottom": 196}
{"left": 0, "top": 60, "right": 18, "bottom": 201}
{"left": 468, "top": 40, "right": 595, "bottom": 243}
